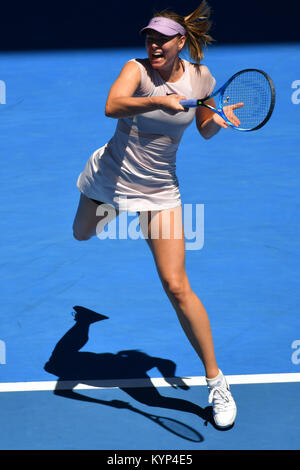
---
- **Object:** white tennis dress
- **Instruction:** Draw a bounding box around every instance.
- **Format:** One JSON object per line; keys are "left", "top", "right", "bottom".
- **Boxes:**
{"left": 76, "top": 59, "right": 215, "bottom": 212}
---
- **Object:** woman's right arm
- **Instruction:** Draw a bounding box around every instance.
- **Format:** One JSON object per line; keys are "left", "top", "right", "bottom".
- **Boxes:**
{"left": 105, "top": 61, "right": 186, "bottom": 118}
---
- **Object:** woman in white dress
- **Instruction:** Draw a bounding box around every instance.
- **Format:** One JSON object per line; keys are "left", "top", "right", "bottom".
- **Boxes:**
{"left": 73, "top": 1, "right": 238, "bottom": 428}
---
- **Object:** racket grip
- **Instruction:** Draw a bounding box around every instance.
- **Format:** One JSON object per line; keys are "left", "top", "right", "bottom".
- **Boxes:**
{"left": 180, "top": 99, "right": 199, "bottom": 108}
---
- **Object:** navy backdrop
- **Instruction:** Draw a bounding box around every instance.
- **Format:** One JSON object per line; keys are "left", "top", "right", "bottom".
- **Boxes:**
{"left": 0, "top": 0, "right": 299, "bottom": 51}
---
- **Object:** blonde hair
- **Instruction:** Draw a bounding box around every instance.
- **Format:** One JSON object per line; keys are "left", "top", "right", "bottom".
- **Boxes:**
{"left": 154, "top": 1, "right": 213, "bottom": 63}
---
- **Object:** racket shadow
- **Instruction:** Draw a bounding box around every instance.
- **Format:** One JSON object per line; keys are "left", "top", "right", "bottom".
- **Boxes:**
{"left": 126, "top": 403, "right": 204, "bottom": 442}
{"left": 44, "top": 306, "right": 215, "bottom": 440}
{"left": 103, "top": 399, "right": 204, "bottom": 442}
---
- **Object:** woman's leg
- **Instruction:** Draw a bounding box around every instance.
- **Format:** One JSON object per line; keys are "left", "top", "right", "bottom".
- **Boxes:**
{"left": 72, "top": 193, "right": 118, "bottom": 241}
{"left": 140, "top": 206, "right": 219, "bottom": 379}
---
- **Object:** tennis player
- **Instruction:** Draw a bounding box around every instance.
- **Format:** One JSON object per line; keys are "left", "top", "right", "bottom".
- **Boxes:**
{"left": 73, "top": 1, "right": 237, "bottom": 428}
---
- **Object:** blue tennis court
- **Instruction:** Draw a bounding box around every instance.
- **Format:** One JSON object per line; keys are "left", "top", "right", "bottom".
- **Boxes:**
{"left": 1, "top": 42, "right": 300, "bottom": 451}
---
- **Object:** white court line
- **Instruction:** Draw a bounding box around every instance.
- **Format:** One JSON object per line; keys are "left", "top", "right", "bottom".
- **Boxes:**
{"left": 0, "top": 373, "right": 300, "bottom": 393}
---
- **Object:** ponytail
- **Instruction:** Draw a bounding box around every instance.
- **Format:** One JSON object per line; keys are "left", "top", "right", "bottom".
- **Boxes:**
{"left": 154, "top": 1, "right": 213, "bottom": 63}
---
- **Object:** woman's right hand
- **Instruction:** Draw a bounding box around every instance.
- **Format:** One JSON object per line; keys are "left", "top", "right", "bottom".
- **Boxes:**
{"left": 158, "top": 94, "right": 188, "bottom": 115}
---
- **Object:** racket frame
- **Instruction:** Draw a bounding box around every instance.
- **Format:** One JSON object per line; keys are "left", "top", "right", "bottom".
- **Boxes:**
{"left": 181, "top": 68, "right": 276, "bottom": 132}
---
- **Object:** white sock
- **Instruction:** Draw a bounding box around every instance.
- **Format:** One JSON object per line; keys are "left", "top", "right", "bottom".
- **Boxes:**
{"left": 206, "top": 369, "right": 226, "bottom": 389}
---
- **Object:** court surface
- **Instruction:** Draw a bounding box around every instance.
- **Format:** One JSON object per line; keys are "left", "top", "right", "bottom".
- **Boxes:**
{"left": 0, "top": 43, "right": 300, "bottom": 450}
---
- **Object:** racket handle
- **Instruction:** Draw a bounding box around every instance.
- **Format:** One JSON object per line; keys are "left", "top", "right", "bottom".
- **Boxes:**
{"left": 180, "top": 99, "right": 199, "bottom": 108}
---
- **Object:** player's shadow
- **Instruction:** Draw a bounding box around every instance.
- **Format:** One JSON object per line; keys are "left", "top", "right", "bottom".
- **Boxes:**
{"left": 44, "top": 306, "right": 221, "bottom": 440}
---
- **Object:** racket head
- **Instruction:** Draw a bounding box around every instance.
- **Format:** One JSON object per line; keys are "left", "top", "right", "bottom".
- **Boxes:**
{"left": 218, "top": 68, "right": 276, "bottom": 131}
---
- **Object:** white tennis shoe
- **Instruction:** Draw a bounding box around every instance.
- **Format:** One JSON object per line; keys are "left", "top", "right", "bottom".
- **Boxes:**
{"left": 206, "top": 371, "right": 237, "bottom": 428}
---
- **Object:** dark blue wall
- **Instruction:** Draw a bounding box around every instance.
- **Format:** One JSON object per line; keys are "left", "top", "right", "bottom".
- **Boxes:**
{"left": 0, "top": 1, "right": 299, "bottom": 51}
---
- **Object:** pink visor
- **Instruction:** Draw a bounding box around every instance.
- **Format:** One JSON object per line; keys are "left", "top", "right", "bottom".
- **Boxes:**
{"left": 140, "top": 17, "right": 186, "bottom": 37}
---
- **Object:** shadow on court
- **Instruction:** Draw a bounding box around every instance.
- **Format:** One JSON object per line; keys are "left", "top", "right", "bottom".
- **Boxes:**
{"left": 44, "top": 306, "right": 226, "bottom": 441}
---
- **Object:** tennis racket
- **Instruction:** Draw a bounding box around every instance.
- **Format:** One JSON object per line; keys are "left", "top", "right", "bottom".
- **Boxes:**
{"left": 180, "top": 69, "right": 275, "bottom": 132}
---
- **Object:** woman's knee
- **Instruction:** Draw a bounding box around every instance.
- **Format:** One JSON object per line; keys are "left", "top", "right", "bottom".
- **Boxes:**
{"left": 162, "top": 273, "right": 191, "bottom": 301}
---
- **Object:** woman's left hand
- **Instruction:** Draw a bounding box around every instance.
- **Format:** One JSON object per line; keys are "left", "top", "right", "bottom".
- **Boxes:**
{"left": 212, "top": 102, "right": 244, "bottom": 129}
